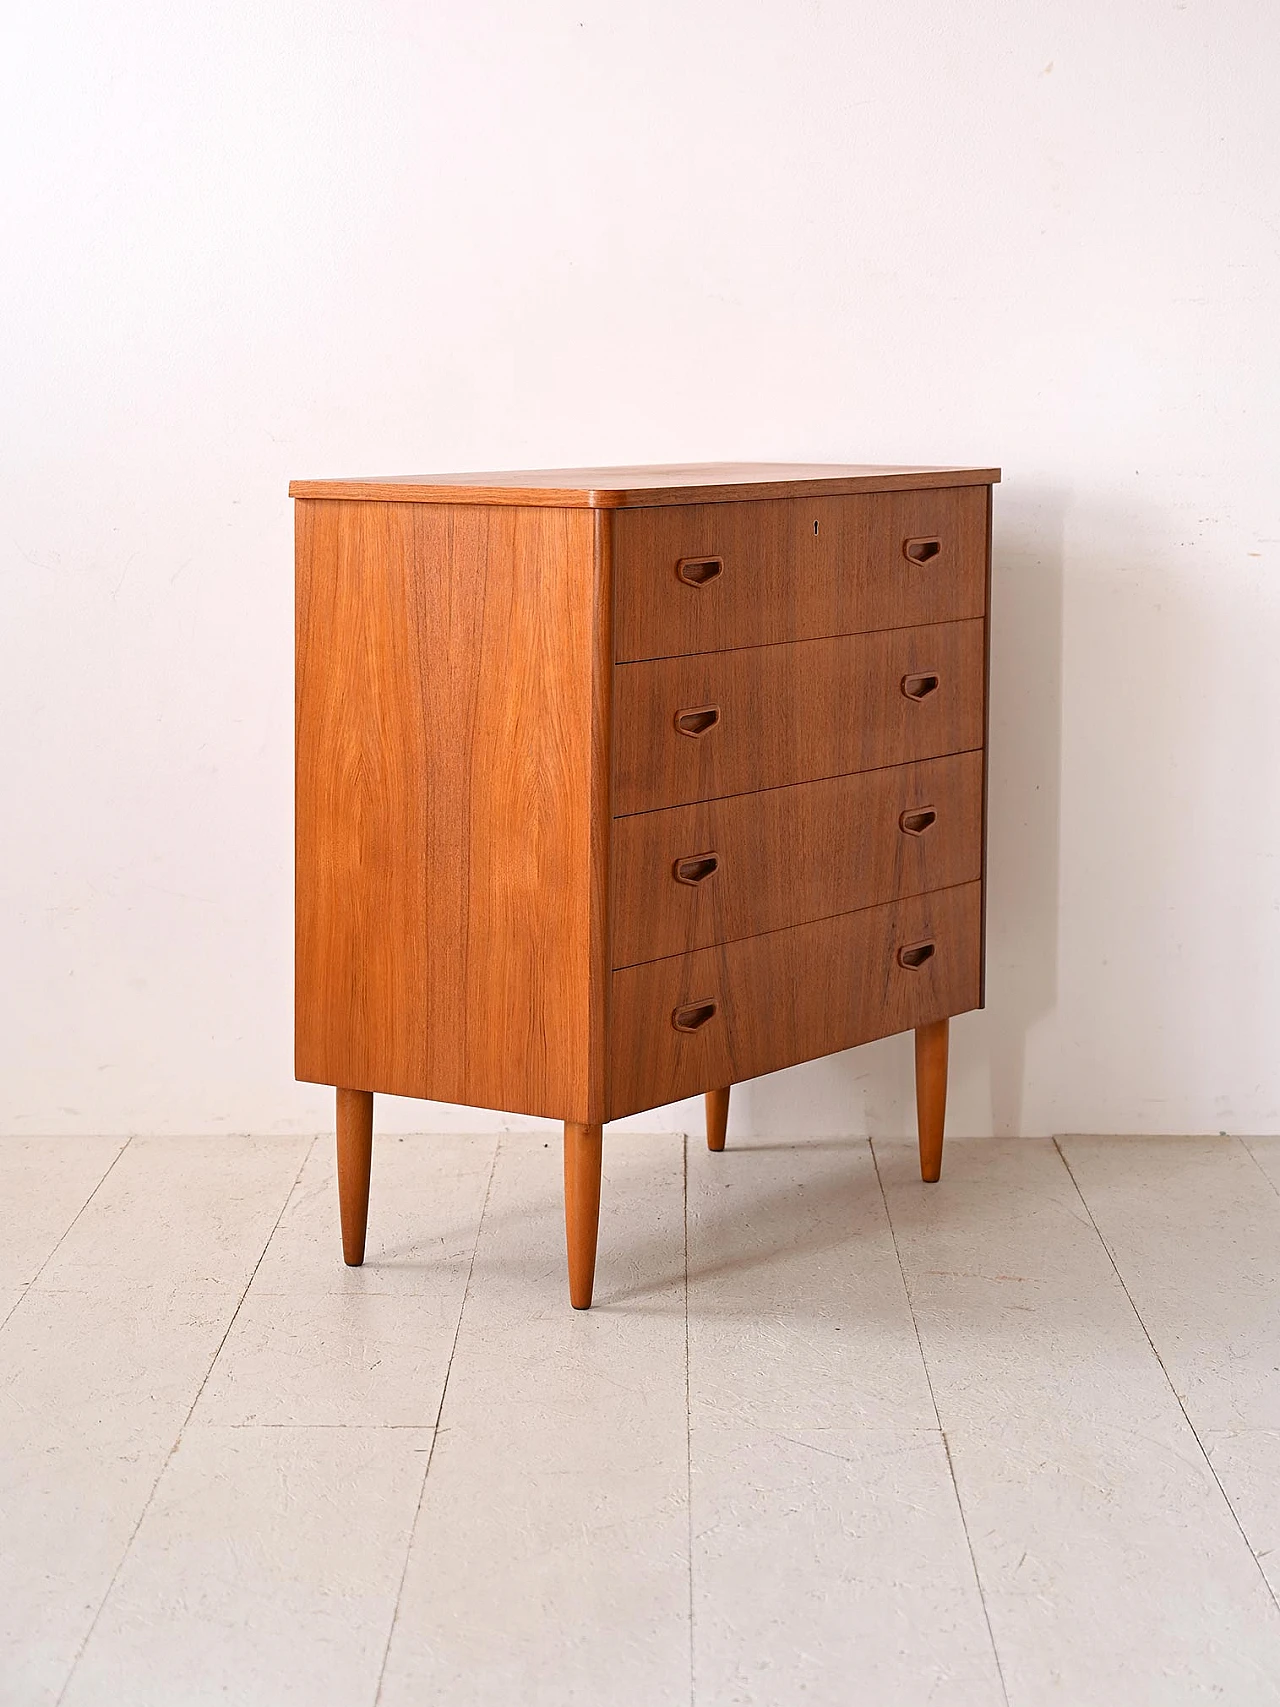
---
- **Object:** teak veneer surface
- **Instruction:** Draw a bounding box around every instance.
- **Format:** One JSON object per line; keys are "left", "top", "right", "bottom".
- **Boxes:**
{"left": 289, "top": 462, "right": 1001, "bottom": 509}
{"left": 295, "top": 497, "right": 607, "bottom": 1122}
{"left": 611, "top": 752, "right": 984, "bottom": 967}
{"left": 614, "top": 485, "right": 987, "bottom": 660}
{"left": 608, "top": 881, "right": 983, "bottom": 1119}
{"left": 293, "top": 462, "right": 1000, "bottom": 1303}
{"left": 613, "top": 619, "right": 985, "bottom": 815}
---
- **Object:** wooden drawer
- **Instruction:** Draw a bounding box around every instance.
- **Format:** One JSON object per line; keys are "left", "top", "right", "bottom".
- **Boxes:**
{"left": 613, "top": 485, "right": 988, "bottom": 662}
{"left": 613, "top": 619, "right": 984, "bottom": 815}
{"left": 611, "top": 751, "right": 983, "bottom": 967}
{"left": 607, "top": 881, "right": 982, "bottom": 1119}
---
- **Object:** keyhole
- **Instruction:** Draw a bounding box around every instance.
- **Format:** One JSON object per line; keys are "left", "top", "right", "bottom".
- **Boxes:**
{"left": 813, "top": 520, "right": 819, "bottom": 534}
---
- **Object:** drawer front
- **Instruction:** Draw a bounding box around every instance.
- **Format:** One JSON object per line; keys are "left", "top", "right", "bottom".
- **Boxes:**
{"left": 611, "top": 752, "right": 983, "bottom": 967}
{"left": 614, "top": 485, "right": 988, "bottom": 662}
{"left": 608, "top": 881, "right": 982, "bottom": 1119}
{"left": 614, "top": 619, "right": 984, "bottom": 815}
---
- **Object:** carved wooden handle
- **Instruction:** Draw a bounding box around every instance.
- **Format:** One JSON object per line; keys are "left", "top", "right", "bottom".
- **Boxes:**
{"left": 901, "top": 673, "right": 940, "bottom": 702}
{"left": 676, "top": 556, "right": 724, "bottom": 587}
{"left": 899, "top": 807, "right": 937, "bottom": 837}
{"left": 898, "top": 940, "right": 936, "bottom": 970}
{"left": 903, "top": 537, "right": 942, "bottom": 564}
{"left": 672, "top": 998, "right": 718, "bottom": 1033}
{"left": 673, "top": 852, "right": 720, "bottom": 886}
{"left": 674, "top": 705, "right": 720, "bottom": 737}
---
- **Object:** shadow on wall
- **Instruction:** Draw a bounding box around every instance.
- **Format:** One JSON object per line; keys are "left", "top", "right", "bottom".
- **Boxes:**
{"left": 1044, "top": 493, "right": 1280, "bottom": 1135}
{"left": 732, "top": 485, "right": 1066, "bottom": 1140}
{"left": 976, "top": 486, "right": 1065, "bottom": 1136}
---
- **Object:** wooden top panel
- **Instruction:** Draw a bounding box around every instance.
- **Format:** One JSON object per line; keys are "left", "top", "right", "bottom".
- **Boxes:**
{"left": 288, "top": 462, "right": 1001, "bottom": 510}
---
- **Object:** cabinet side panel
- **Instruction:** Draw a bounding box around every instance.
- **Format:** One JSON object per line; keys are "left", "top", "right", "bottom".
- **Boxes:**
{"left": 588, "top": 509, "right": 614, "bottom": 1119}
{"left": 979, "top": 483, "right": 993, "bottom": 1008}
{"left": 295, "top": 499, "right": 599, "bottom": 1120}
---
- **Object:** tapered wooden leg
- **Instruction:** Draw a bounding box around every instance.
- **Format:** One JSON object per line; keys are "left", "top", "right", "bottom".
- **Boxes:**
{"left": 706, "top": 1086, "right": 730, "bottom": 1152}
{"left": 564, "top": 1122, "right": 603, "bottom": 1309}
{"left": 336, "top": 1088, "right": 373, "bottom": 1265}
{"left": 915, "top": 1019, "right": 949, "bottom": 1183}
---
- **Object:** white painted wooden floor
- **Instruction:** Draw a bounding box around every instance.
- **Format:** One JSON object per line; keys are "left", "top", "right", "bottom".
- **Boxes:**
{"left": 4, "top": 1132, "right": 1280, "bottom": 1706}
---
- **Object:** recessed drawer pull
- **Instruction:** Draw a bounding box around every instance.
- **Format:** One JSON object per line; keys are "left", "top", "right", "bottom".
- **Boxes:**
{"left": 904, "top": 536, "right": 942, "bottom": 564}
{"left": 899, "top": 807, "right": 937, "bottom": 837}
{"left": 674, "top": 704, "right": 720, "bottom": 737}
{"left": 673, "top": 851, "right": 720, "bottom": 886}
{"left": 676, "top": 556, "right": 724, "bottom": 587}
{"left": 901, "top": 672, "right": 940, "bottom": 702}
{"left": 898, "top": 939, "right": 936, "bottom": 970}
{"left": 672, "top": 998, "right": 719, "bottom": 1033}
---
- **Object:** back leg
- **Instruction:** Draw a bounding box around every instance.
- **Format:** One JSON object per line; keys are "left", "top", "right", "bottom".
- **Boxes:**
{"left": 706, "top": 1087, "right": 730, "bottom": 1152}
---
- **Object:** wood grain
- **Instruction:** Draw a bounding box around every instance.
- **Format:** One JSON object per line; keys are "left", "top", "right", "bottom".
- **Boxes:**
{"left": 915, "top": 1019, "right": 949, "bottom": 1183}
{"left": 588, "top": 511, "right": 615, "bottom": 1120}
{"left": 289, "top": 463, "right": 1001, "bottom": 509}
{"left": 613, "top": 620, "right": 985, "bottom": 815}
{"left": 335, "top": 1088, "right": 373, "bottom": 1265}
{"left": 610, "top": 752, "right": 983, "bottom": 966}
{"left": 614, "top": 486, "right": 988, "bottom": 660}
{"left": 563, "top": 1122, "right": 603, "bottom": 1308}
{"left": 607, "top": 883, "right": 983, "bottom": 1119}
{"left": 295, "top": 498, "right": 606, "bottom": 1123}
{"left": 979, "top": 483, "right": 994, "bottom": 1009}
{"left": 705, "top": 1087, "right": 730, "bottom": 1152}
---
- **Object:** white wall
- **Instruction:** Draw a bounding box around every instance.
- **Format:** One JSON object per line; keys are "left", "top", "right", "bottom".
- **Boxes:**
{"left": 3, "top": 0, "right": 1278, "bottom": 1139}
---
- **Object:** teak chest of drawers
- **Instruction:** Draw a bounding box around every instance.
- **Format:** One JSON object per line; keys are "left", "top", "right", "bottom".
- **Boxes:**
{"left": 292, "top": 462, "right": 1000, "bottom": 1307}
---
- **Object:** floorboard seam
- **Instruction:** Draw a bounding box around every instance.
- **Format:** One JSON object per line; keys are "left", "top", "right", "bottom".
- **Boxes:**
{"left": 869, "top": 1137, "right": 1011, "bottom": 1707}
{"left": 372, "top": 1131, "right": 501, "bottom": 1707}
{"left": 940, "top": 1430, "right": 1011, "bottom": 1706}
{"left": 1239, "top": 1137, "right": 1280, "bottom": 1205}
{"left": 869, "top": 1139, "right": 943, "bottom": 1436}
{"left": 1053, "top": 1136, "right": 1280, "bottom": 1617}
{"left": 52, "top": 1134, "right": 316, "bottom": 1706}
{"left": 11, "top": 1136, "right": 130, "bottom": 1313}
{"left": 0, "top": 1135, "right": 127, "bottom": 1347}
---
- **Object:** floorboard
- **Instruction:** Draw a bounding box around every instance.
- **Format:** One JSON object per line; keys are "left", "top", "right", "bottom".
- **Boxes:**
{"left": 4, "top": 1132, "right": 1280, "bottom": 1705}
{"left": 877, "top": 1136, "right": 1280, "bottom": 1705}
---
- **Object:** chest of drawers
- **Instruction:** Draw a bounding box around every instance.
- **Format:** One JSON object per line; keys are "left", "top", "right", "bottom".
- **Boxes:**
{"left": 292, "top": 462, "right": 999, "bottom": 1307}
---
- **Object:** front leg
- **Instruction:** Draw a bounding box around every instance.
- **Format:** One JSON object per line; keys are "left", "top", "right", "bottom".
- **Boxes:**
{"left": 563, "top": 1122, "right": 603, "bottom": 1309}
{"left": 914, "top": 1019, "right": 949, "bottom": 1183}
{"left": 336, "top": 1088, "right": 374, "bottom": 1264}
